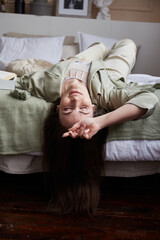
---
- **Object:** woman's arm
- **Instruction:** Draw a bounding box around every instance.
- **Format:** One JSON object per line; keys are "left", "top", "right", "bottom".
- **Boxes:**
{"left": 62, "top": 104, "right": 147, "bottom": 139}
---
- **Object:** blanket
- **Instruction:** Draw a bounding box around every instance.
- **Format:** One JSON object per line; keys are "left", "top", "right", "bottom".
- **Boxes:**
{"left": 107, "top": 88, "right": 160, "bottom": 142}
{"left": 0, "top": 90, "right": 52, "bottom": 155}
{"left": 0, "top": 88, "right": 159, "bottom": 155}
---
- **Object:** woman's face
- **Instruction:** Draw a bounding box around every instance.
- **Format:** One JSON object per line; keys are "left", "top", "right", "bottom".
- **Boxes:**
{"left": 58, "top": 79, "right": 95, "bottom": 128}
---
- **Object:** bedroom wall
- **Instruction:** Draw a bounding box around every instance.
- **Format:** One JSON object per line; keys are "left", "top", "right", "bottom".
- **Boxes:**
{"left": 2, "top": 0, "right": 160, "bottom": 23}
{"left": 1, "top": 12, "right": 160, "bottom": 75}
{"left": 93, "top": 0, "right": 160, "bottom": 23}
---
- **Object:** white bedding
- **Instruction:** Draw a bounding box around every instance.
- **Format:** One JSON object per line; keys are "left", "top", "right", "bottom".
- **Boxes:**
{"left": 106, "top": 140, "right": 160, "bottom": 161}
{"left": 1, "top": 154, "right": 160, "bottom": 177}
{"left": 127, "top": 74, "right": 160, "bottom": 85}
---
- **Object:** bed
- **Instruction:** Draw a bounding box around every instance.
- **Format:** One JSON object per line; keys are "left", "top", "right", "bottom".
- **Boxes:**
{"left": 0, "top": 12, "right": 160, "bottom": 177}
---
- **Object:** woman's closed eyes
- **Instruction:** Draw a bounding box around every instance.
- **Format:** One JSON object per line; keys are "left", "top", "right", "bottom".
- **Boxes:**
{"left": 63, "top": 106, "right": 90, "bottom": 115}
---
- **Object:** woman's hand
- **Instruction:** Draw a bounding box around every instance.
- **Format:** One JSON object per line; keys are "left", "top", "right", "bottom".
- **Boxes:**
{"left": 62, "top": 117, "right": 101, "bottom": 139}
{"left": 62, "top": 104, "right": 147, "bottom": 139}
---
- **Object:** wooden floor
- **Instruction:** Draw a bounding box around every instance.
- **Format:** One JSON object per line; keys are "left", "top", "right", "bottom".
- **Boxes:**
{"left": 0, "top": 172, "right": 160, "bottom": 240}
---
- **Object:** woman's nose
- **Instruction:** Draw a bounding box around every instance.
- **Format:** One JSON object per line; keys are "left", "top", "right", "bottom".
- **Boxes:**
{"left": 70, "top": 98, "right": 81, "bottom": 109}
{"left": 70, "top": 95, "right": 82, "bottom": 101}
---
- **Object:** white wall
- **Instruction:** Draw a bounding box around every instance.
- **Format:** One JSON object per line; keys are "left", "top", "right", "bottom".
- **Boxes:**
{"left": 109, "top": 21, "right": 160, "bottom": 76}
{"left": 0, "top": 13, "right": 160, "bottom": 75}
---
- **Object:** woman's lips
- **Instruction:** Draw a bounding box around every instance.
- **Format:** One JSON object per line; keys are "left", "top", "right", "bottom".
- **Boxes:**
{"left": 69, "top": 90, "right": 82, "bottom": 95}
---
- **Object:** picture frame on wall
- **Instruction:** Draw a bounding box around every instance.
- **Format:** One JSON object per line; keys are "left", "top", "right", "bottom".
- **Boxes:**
{"left": 56, "top": 0, "right": 91, "bottom": 18}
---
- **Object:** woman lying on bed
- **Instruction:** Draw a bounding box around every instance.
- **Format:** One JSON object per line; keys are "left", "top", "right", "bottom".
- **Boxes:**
{"left": 13, "top": 39, "right": 158, "bottom": 214}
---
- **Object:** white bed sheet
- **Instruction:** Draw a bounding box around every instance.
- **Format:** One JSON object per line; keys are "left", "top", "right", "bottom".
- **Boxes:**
{"left": 0, "top": 154, "right": 160, "bottom": 177}
{"left": 106, "top": 140, "right": 160, "bottom": 161}
{"left": 127, "top": 74, "right": 160, "bottom": 85}
{"left": 0, "top": 74, "right": 160, "bottom": 176}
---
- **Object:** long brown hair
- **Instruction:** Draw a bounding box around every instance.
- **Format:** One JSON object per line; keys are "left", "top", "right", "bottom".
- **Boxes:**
{"left": 43, "top": 100, "right": 107, "bottom": 215}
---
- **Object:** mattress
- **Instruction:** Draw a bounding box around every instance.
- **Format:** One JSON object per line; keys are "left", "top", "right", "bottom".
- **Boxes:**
{"left": 0, "top": 138, "right": 160, "bottom": 176}
{"left": 0, "top": 153, "right": 160, "bottom": 177}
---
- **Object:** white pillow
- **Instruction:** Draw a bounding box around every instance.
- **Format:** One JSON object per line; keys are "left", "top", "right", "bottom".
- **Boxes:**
{"left": 78, "top": 32, "right": 118, "bottom": 52}
{"left": 0, "top": 36, "right": 65, "bottom": 70}
{"left": 3, "top": 32, "right": 75, "bottom": 45}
